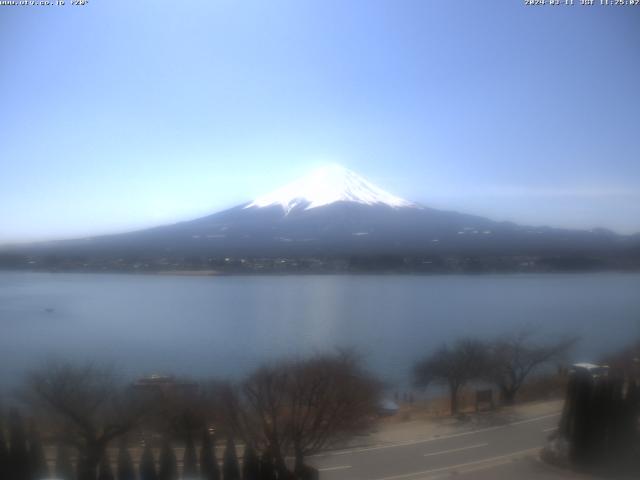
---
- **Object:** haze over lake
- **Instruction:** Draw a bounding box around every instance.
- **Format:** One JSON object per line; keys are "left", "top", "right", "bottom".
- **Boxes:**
{"left": 1, "top": 272, "right": 639, "bottom": 389}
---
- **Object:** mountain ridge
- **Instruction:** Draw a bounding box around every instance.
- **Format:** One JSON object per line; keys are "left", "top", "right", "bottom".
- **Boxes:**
{"left": 2, "top": 165, "right": 639, "bottom": 272}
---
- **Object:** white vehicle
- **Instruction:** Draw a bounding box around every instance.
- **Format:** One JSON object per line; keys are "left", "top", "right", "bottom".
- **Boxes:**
{"left": 570, "top": 362, "right": 609, "bottom": 379}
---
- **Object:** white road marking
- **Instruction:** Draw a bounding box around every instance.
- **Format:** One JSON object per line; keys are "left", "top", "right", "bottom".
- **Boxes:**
{"left": 423, "top": 442, "right": 488, "bottom": 457}
{"left": 318, "top": 465, "right": 352, "bottom": 472}
{"left": 509, "top": 413, "right": 561, "bottom": 426}
{"left": 375, "top": 447, "right": 541, "bottom": 480}
{"left": 311, "top": 412, "right": 560, "bottom": 458}
{"left": 542, "top": 426, "right": 557, "bottom": 432}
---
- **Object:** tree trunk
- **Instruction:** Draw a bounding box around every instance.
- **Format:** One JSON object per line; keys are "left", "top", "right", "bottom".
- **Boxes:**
{"left": 294, "top": 447, "right": 304, "bottom": 475}
{"left": 501, "top": 387, "right": 516, "bottom": 406}
{"left": 274, "top": 453, "right": 290, "bottom": 479}
{"left": 78, "top": 444, "right": 103, "bottom": 480}
{"left": 267, "top": 441, "right": 290, "bottom": 479}
{"left": 450, "top": 384, "right": 459, "bottom": 415}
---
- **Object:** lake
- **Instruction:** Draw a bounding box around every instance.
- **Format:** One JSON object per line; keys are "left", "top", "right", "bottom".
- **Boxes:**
{"left": 1, "top": 271, "right": 639, "bottom": 390}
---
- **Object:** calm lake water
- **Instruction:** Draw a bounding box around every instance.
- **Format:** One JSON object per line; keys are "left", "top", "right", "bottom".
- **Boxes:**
{"left": 1, "top": 271, "right": 639, "bottom": 389}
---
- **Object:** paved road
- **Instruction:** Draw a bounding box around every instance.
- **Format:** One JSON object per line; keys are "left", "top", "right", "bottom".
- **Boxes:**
{"left": 309, "top": 412, "right": 565, "bottom": 480}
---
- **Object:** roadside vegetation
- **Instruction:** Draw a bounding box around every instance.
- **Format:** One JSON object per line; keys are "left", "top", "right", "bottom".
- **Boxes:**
{"left": 412, "top": 330, "right": 577, "bottom": 415}
{"left": 0, "top": 336, "right": 637, "bottom": 479}
{"left": 0, "top": 352, "right": 380, "bottom": 480}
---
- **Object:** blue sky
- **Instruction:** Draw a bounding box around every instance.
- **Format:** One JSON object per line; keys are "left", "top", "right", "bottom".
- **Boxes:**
{"left": 1, "top": 0, "right": 639, "bottom": 243}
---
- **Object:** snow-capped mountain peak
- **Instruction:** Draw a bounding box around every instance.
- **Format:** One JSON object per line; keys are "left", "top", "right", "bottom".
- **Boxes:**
{"left": 244, "top": 164, "right": 418, "bottom": 213}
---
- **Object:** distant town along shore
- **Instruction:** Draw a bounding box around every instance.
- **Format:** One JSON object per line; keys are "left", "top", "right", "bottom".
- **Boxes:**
{"left": 1, "top": 252, "right": 639, "bottom": 275}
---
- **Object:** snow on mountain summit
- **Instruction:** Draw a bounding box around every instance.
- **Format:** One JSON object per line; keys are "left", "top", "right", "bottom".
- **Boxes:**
{"left": 244, "top": 164, "right": 418, "bottom": 213}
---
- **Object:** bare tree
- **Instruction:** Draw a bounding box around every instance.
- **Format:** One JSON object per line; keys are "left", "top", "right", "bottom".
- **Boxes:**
{"left": 240, "top": 364, "right": 290, "bottom": 476}
{"left": 24, "top": 362, "right": 153, "bottom": 480}
{"left": 285, "top": 352, "right": 380, "bottom": 473}
{"left": 414, "top": 339, "right": 488, "bottom": 415}
{"left": 486, "top": 331, "right": 577, "bottom": 405}
{"left": 232, "top": 352, "right": 380, "bottom": 476}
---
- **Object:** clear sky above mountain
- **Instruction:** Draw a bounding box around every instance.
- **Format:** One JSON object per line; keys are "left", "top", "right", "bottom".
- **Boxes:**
{"left": 1, "top": 0, "right": 639, "bottom": 243}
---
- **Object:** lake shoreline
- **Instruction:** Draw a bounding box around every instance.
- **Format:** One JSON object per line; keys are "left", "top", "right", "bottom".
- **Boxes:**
{"left": 2, "top": 267, "right": 640, "bottom": 277}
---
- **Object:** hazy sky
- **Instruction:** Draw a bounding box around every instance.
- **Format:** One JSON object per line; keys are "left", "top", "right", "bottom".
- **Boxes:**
{"left": 1, "top": 0, "right": 639, "bottom": 243}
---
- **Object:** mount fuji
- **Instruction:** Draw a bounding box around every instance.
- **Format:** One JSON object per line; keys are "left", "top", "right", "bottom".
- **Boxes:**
{"left": 244, "top": 164, "right": 417, "bottom": 213}
{"left": 3, "top": 165, "right": 639, "bottom": 270}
